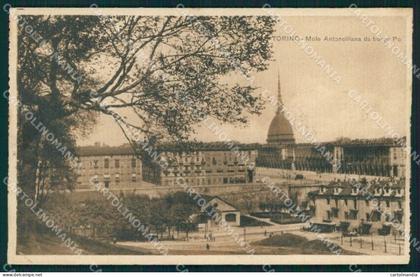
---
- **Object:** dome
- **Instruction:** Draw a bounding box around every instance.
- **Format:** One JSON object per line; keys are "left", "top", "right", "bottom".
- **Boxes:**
{"left": 266, "top": 110, "right": 295, "bottom": 145}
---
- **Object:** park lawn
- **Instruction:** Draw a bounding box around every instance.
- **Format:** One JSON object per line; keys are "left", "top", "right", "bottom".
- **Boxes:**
{"left": 252, "top": 233, "right": 362, "bottom": 255}
{"left": 17, "top": 232, "right": 152, "bottom": 255}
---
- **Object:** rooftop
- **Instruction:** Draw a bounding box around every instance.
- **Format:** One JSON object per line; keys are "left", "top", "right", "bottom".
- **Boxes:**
{"left": 77, "top": 144, "right": 134, "bottom": 157}
{"left": 77, "top": 136, "right": 406, "bottom": 157}
{"left": 77, "top": 141, "right": 259, "bottom": 157}
{"left": 309, "top": 178, "right": 405, "bottom": 198}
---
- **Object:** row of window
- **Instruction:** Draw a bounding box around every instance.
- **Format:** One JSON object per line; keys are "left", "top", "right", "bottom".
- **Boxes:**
{"left": 92, "top": 174, "right": 139, "bottom": 183}
{"left": 162, "top": 169, "right": 246, "bottom": 176}
{"left": 162, "top": 176, "right": 247, "bottom": 186}
{"left": 163, "top": 178, "right": 219, "bottom": 186}
{"left": 162, "top": 152, "right": 253, "bottom": 164}
{"left": 325, "top": 198, "right": 401, "bottom": 209}
{"left": 327, "top": 209, "right": 403, "bottom": 223}
{"left": 326, "top": 198, "right": 358, "bottom": 209}
{"left": 100, "top": 178, "right": 140, "bottom": 188}
{"left": 88, "top": 158, "right": 138, "bottom": 169}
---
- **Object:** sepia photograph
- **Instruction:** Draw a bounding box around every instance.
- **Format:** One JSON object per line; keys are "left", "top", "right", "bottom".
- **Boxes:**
{"left": 6, "top": 7, "right": 413, "bottom": 265}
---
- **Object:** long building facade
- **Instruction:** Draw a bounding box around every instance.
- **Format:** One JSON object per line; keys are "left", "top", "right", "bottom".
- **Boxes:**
{"left": 75, "top": 142, "right": 258, "bottom": 189}
{"left": 142, "top": 142, "right": 258, "bottom": 187}
{"left": 256, "top": 75, "right": 406, "bottom": 178}
{"left": 308, "top": 179, "right": 405, "bottom": 234}
{"left": 257, "top": 139, "right": 406, "bottom": 177}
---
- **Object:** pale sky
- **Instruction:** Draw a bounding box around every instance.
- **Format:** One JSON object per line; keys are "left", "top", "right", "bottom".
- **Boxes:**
{"left": 78, "top": 14, "right": 411, "bottom": 146}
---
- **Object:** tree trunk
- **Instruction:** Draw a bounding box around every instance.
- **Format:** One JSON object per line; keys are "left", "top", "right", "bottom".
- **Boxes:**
{"left": 34, "top": 159, "right": 43, "bottom": 202}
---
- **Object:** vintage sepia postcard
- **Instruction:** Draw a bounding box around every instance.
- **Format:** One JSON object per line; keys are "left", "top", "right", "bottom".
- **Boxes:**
{"left": 7, "top": 7, "right": 413, "bottom": 265}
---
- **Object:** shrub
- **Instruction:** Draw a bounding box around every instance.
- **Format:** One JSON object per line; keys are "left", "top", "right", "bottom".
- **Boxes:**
{"left": 255, "top": 233, "right": 308, "bottom": 247}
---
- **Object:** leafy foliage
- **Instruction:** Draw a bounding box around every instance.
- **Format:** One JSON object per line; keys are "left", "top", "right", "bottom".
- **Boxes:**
{"left": 19, "top": 15, "right": 276, "bottom": 142}
{"left": 16, "top": 15, "right": 276, "bottom": 206}
{"left": 39, "top": 192, "right": 202, "bottom": 241}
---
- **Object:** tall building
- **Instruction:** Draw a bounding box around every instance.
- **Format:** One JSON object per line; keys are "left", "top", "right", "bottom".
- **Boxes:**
{"left": 266, "top": 73, "right": 295, "bottom": 146}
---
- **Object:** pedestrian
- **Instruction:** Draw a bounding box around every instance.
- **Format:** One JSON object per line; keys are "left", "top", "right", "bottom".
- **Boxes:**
{"left": 206, "top": 243, "right": 210, "bottom": 251}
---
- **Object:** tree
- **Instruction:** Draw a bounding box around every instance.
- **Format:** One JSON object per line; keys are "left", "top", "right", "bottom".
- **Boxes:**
{"left": 17, "top": 15, "right": 276, "bottom": 202}
{"left": 83, "top": 16, "right": 276, "bottom": 143}
{"left": 161, "top": 192, "right": 199, "bottom": 238}
{"left": 169, "top": 203, "right": 196, "bottom": 238}
{"left": 17, "top": 16, "right": 100, "bottom": 203}
{"left": 149, "top": 200, "right": 168, "bottom": 239}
